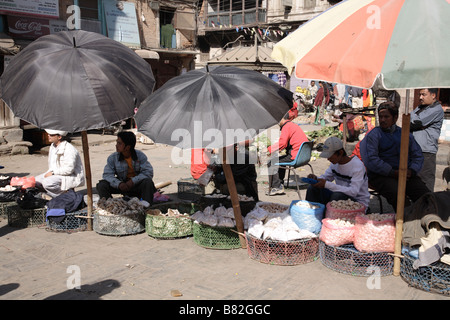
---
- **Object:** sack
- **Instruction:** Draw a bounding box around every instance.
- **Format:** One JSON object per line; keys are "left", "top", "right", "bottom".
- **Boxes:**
{"left": 319, "top": 218, "right": 355, "bottom": 247}
{"left": 353, "top": 214, "right": 395, "bottom": 253}
{"left": 289, "top": 200, "right": 325, "bottom": 234}
{"left": 10, "top": 176, "right": 35, "bottom": 189}
{"left": 325, "top": 202, "right": 366, "bottom": 220}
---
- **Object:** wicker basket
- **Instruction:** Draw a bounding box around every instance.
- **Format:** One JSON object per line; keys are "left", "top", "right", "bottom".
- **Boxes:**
{"left": 46, "top": 208, "right": 88, "bottom": 233}
{"left": 319, "top": 240, "right": 393, "bottom": 277}
{"left": 177, "top": 178, "right": 204, "bottom": 200}
{"left": 245, "top": 232, "right": 319, "bottom": 265}
{"left": 145, "top": 202, "right": 202, "bottom": 239}
{"left": 94, "top": 211, "right": 145, "bottom": 236}
{"left": 193, "top": 222, "right": 241, "bottom": 249}
{"left": 7, "top": 205, "right": 46, "bottom": 228}
{"left": 401, "top": 253, "right": 450, "bottom": 296}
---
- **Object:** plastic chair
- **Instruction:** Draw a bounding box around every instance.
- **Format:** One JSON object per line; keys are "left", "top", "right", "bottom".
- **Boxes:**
{"left": 275, "top": 141, "right": 314, "bottom": 199}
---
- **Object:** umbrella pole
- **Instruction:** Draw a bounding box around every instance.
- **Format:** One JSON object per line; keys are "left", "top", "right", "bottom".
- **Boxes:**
{"left": 221, "top": 147, "right": 247, "bottom": 249}
{"left": 393, "top": 91, "right": 411, "bottom": 276}
{"left": 81, "top": 131, "right": 94, "bottom": 231}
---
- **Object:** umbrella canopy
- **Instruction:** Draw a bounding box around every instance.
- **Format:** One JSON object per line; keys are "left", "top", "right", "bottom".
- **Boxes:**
{"left": 271, "top": 0, "right": 450, "bottom": 89}
{"left": 135, "top": 65, "right": 293, "bottom": 150}
{"left": 0, "top": 30, "right": 155, "bottom": 132}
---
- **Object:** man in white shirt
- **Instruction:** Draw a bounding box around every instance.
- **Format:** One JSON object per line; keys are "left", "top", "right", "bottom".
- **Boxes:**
{"left": 35, "top": 129, "right": 85, "bottom": 198}
{"left": 306, "top": 136, "right": 370, "bottom": 209}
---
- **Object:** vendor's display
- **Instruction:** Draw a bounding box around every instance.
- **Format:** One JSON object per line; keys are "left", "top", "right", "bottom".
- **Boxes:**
{"left": 93, "top": 197, "right": 146, "bottom": 236}
{"left": 191, "top": 205, "right": 241, "bottom": 249}
{"left": 320, "top": 218, "right": 355, "bottom": 247}
{"left": 326, "top": 200, "right": 366, "bottom": 220}
{"left": 46, "top": 208, "right": 88, "bottom": 233}
{"left": 0, "top": 175, "right": 11, "bottom": 187}
{"left": 200, "top": 193, "right": 256, "bottom": 216}
{"left": 7, "top": 205, "right": 46, "bottom": 228}
{"left": 289, "top": 200, "right": 325, "bottom": 234}
{"left": 244, "top": 202, "right": 319, "bottom": 265}
{"left": 0, "top": 185, "right": 21, "bottom": 203}
{"left": 145, "top": 202, "right": 201, "bottom": 239}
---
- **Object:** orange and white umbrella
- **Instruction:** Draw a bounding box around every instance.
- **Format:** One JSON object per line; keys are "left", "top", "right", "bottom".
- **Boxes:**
{"left": 272, "top": 0, "right": 450, "bottom": 89}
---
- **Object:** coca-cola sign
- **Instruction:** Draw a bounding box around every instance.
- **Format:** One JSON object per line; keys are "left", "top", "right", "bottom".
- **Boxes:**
{"left": 8, "top": 16, "right": 50, "bottom": 39}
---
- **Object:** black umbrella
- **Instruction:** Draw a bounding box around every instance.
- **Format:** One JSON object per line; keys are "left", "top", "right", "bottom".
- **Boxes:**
{"left": 135, "top": 65, "right": 293, "bottom": 247}
{"left": 0, "top": 30, "right": 155, "bottom": 229}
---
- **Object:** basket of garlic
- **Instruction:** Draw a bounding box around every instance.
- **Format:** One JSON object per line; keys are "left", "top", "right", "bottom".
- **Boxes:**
{"left": 93, "top": 197, "right": 146, "bottom": 236}
{"left": 145, "top": 202, "right": 202, "bottom": 239}
{"left": 243, "top": 202, "right": 319, "bottom": 265}
{"left": 326, "top": 199, "right": 366, "bottom": 220}
{"left": 289, "top": 200, "right": 325, "bottom": 234}
{"left": 191, "top": 205, "right": 241, "bottom": 249}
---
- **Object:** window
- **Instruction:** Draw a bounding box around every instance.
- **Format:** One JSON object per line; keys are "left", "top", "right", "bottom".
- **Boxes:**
{"left": 79, "top": 0, "right": 99, "bottom": 20}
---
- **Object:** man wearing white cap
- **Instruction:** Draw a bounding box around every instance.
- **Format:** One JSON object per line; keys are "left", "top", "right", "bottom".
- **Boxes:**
{"left": 305, "top": 136, "right": 370, "bottom": 209}
{"left": 35, "top": 129, "right": 85, "bottom": 198}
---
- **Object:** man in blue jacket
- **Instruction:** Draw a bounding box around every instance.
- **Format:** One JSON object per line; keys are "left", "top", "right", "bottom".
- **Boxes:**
{"left": 96, "top": 131, "right": 156, "bottom": 204}
{"left": 360, "top": 101, "right": 430, "bottom": 211}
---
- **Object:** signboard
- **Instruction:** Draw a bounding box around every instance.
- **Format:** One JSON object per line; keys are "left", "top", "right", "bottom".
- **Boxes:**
{"left": 0, "top": 0, "right": 59, "bottom": 19}
{"left": 103, "top": 0, "right": 140, "bottom": 48}
{"left": 7, "top": 16, "right": 67, "bottom": 39}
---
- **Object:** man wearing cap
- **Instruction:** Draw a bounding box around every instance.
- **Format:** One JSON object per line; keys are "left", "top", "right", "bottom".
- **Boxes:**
{"left": 305, "top": 136, "right": 370, "bottom": 209}
{"left": 35, "top": 129, "right": 85, "bottom": 198}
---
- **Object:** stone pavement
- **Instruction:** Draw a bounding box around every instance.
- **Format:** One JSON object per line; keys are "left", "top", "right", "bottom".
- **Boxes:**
{"left": 0, "top": 125, "right": 449, "bottom": 302}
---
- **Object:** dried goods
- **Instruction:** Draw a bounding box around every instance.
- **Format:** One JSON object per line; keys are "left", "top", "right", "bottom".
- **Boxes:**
{"left": 191, "top": 205, "right": 236, "bottom": 228}
{"left": 96, "top": 197, "right": 145, "bottom": 216}
{"left": 319, "top": 218, "right": 355, "bottom": 246}
{"left": 353, "top": 213, "right": 395, "bottom": 253}
{"left": 329, "top": 199, "right": 364, "bottom": 210}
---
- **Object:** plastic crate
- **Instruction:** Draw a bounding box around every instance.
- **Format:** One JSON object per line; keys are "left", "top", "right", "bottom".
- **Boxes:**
{"left": 245, "top": 232, "right": 319, "bottom": 265}
{"left": 177, "top": 178, "right": 204, "bottom": 200}
{"left": 7, "top": 205, "right": 46, "bottom": 228}
{"left": 319, "top": 240, "right": 393, "bottom": 277}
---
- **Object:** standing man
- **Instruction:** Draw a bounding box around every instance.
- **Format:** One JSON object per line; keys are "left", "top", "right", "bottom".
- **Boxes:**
{"left": 36, "top": 129, "right": 85, "bottom": 198}
{"left": 266, "top": 114, "right": 309, "bottom": 195}
{"left": 410, "top": 88, "right": 444, "bottom": 192}
{"left": 96, "top": 131, "right": 156, "bottom": 204}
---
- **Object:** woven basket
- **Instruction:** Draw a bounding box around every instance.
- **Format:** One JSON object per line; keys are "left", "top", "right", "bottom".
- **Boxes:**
{"left": 245, "top": 232, "right": 319, "bottom": 265}
{"left": 193, "top": 222, "right": 241, "bottom": 249}
{"left": 46, "top": 208, "right": 88, "bottom": 233}
{"left": 7, "top": 205, "right": 46, "bottom": 228}
{"left": 146, "top": 202, "right": 202, "bottom": 239}
{"left": 319, "top": 240, "right": 393, "bottom": 277}
{"left": 401, "top": 253, "right": 450, "bottom": 296}
{"left": 94, "top": 211, "right": 145, "bottom": 236}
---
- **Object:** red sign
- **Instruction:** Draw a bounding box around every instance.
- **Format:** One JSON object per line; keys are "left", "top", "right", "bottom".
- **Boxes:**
{"left": 7, "top": 16, "right": 51, "bottom": 39}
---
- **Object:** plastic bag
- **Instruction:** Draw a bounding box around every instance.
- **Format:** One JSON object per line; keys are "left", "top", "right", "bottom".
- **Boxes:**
{"left": 289, "top": 200, "right": 325, "bottom": 234}
{"left": 319, "top": 218, "right": 355, "bottom": 247}
{"left": 353, "top": 214, "right": 395, "bottom": 253}
{"left": 10, "top": 176, "right": 35, "bottom": 189}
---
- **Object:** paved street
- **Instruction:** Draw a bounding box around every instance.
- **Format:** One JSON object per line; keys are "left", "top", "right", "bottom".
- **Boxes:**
{"left": 0, "top": 124, "right": 449, "bottom": 302}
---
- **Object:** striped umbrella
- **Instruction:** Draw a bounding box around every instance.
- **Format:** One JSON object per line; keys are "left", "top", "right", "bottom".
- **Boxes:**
{"left": 271, "top": 0, "right": 450, "bottom": 89}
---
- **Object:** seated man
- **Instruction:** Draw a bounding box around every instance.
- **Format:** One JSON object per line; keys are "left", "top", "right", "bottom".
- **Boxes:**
{"left": 35, "top": 129, "right": 85, "bottom": 198}
{"left": 96, "top": 131, "right": 156, "bottom": 204}
{"left": 266, "top": 113, "right": 309, "bottom": 196}
{"left": 360, "top": 101, "right": 430, "bottom": 211}
{"left": 306, "top": 136, "right": 370, "bottom": 209}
